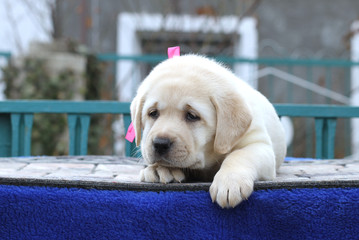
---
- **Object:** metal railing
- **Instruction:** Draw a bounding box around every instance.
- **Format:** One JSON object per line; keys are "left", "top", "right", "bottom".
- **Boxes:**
{"left": 97, "top": 54, "right": 359, "bottom": 158}
{"left": 2, "top": 53, "right": 359, "bottom": 158}
{"left": 97, "top": 54, "right": 358, "bottom": 104}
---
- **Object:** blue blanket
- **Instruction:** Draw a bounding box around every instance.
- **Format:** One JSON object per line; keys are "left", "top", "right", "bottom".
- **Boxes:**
{"left": 1, "top": 185, "right": 359, "bottom": 240}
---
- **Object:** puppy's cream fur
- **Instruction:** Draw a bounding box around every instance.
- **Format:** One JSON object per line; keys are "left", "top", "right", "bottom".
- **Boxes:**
{"left": 131, "top": 55, "right": 286, "bottom": 208}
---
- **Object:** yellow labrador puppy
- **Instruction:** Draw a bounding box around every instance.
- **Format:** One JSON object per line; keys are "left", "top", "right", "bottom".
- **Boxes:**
{"left": 130, "top": 55, "right": 286, "bottom": 208}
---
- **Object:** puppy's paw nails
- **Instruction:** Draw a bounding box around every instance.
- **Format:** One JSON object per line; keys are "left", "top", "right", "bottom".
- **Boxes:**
{"left": 209, "top": 172, "right": 254, "bottom": 208}
{"left": 156, "top": 166, "right": 186, "bottom": 183}
{"left": 140, "top": 169, "right": 145, "bottom": 182}
{"left": 156, "top": 165, "right": 174, "bottom": 183}
{"left": 140, "top": 165, "right": 159, "bottom": 183}
{"left": 139, "top": 165, "right": 185, "bottom": 184}
{"left": 171, "top": 168, "right": 186, "bottom": 183}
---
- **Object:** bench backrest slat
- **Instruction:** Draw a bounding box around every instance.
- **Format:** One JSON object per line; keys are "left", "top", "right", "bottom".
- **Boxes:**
{"left": 0, "top": 100, "right": 358, "bottom": 158}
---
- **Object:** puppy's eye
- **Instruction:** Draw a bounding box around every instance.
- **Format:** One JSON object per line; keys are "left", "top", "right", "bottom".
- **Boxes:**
{"left": 186, "top": 111, "right": 200, "bottom": 122}
{"left": 148, "top": 109, "right": 159, "bottom": 119}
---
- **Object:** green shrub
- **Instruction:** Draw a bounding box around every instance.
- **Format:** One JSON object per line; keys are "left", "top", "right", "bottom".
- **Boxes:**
{"left": 1, "top": 54, "right": 109, "bottom": 156}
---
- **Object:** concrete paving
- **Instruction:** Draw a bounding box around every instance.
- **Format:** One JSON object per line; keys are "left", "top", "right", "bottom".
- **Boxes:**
{"left": 0, "top": 156, "right": 359, "bottom": 191}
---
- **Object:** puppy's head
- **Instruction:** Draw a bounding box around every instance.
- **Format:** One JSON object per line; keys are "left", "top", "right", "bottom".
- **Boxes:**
{"left": 130, "top": 55, "right": 252, "bottom": 169}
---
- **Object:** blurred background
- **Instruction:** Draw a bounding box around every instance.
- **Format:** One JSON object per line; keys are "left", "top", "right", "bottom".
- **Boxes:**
{"left": 0, "top": 0, "right": 359, "bottom": 158}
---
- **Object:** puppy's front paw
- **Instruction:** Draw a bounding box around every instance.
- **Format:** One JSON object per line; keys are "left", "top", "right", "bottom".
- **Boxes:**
{"left": 140, "top": 164, "right": 185, "bottom": 183}
{"left": 209, "top": 171, "right": 254, "bottom": 208}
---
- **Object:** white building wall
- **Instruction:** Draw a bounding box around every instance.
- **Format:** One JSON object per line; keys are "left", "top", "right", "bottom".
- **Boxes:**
{"left": 116, "top": 13, "right": 259, "bottom": 102}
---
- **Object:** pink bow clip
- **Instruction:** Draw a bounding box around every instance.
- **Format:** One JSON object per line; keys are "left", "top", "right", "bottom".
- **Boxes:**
{"left": 168, "top": 46, "right": 180, "bottom": 58}
{"left": 125, "top": 122, "right": 135, "bottom": 143}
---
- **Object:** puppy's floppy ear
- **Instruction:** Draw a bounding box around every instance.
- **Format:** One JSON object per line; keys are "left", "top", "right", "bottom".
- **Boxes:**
{"left": 130, "top": 94, "right": 145, "bottom": 146}
{"left": 210, "top": 92, "right": 252, "bottom": 154}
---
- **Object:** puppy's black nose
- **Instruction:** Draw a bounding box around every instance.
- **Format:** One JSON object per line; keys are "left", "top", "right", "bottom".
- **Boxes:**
{"left": 153, "top": 137, "right": 172, "bottom": 155}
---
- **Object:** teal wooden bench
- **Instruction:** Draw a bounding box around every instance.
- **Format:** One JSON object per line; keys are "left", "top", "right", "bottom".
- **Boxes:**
{"left": 0, "top": 100, "right": 133, "bottom": 157}
{"left": 0, "top": 100, "right": 358, "bottom": 158}
{"left": 276, "top": 104, "right": 359, "bottom": 158}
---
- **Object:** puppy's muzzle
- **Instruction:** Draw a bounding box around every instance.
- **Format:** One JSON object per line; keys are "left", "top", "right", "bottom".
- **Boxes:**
{"left": 152, "top": 137, "right": 173, "bottom": 156}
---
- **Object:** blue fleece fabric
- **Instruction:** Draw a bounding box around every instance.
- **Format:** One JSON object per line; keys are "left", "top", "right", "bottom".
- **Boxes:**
{"left": 1, "top": 185, "right": 359, "bottom": 240}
